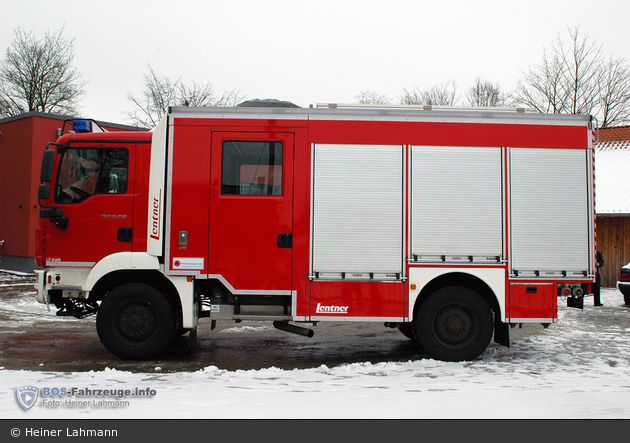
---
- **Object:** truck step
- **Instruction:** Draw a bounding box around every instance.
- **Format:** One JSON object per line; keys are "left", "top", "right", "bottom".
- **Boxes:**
{"left": 233, "top": 314, "right": 293, "bottom": 321}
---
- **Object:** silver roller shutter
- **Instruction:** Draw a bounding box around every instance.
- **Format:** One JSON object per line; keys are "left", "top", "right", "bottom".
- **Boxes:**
{"left": 509, "top": 148, "right": 589, "bottom": 277}
{"left": 311, "top": 144, "right": 404, "bottom": 280}
{"left": 410, "top": 146, "right": 503, "bottom": 262}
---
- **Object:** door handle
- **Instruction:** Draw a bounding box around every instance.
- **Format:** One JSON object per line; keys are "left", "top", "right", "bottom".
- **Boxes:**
{"left": 117, "top": 227, "right": 133, "bottom": 243}
{"left": 277, "top": 233, "right": 293, "bottom": 249}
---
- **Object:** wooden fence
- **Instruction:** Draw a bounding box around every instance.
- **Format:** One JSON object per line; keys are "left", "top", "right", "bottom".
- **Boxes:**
{"left": 596, "top": 215, "right": 630, "bottom": 288}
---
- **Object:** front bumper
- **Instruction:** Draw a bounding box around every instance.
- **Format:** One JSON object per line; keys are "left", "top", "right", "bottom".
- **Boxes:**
{"left": 34, "top": 269, "right": 50, "bottom": 309}
{"left": 617, "top": 281, "right": 630, "bottom": 297}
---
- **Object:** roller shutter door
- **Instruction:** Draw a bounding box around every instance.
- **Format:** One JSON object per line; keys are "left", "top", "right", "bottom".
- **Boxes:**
{"left": 311, "top": 144, "right": 404, "bottom": 280}
{"left": 410, "top": 146, "right": 503, "bottom": 262}
{"left": 509, "top": 148, "right": 589, "bottom": 277}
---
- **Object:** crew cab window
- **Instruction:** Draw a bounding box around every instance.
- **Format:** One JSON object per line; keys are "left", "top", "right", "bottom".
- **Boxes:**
{"left": 55, "top": 148, "right": 129, "bottom": 204}
{"left": 221, "top": 141, "right": 283, "bottom": 196}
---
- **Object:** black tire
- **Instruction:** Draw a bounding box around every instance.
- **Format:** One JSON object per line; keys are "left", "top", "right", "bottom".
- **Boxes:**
{"left": 415, "top": 286, "right": 493, "bottom": 362}
{"left": 624, "top": 292, "right": 630, "bottom": 306}
{"left": 96, "top": 283, "right": 176, "bottom": 360}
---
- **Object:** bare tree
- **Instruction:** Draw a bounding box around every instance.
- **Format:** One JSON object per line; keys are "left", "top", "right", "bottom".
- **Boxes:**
{"left": 0, "top": 27, "right": 85, "bottom": 117}
{"left": 466, "top": 78, "right": 506, "bottom": 107}
{"left": 0, "top": 96, "right": 9, "bottom": 116}
{"left": 400, "top": 81, "right": 459, "bottom": 106}
{"left": 216, "top": 89, "right": 247, "bottom": 107}
{"left": 399, "top": 87, "right": 423, "bottom": 105}
{"left": 512, "top": 26, "right": 630, "bottom": 126}
{"left": 355, "top": 90, "right": 391, "bottom": 105}
{"left": 126, "top": 66, "right": 177, "bottom": 127}
{"left": 597, "top": 57, "right": 630, "bottom": 127}
{"left": 176, "top": 80, "right": 215, "bottom": 107}
{"left": 126, "top": 65, "right": 246, "bottom": 127}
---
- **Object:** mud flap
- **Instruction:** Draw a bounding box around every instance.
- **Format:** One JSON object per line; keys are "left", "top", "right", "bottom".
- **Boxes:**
{"left": 187, "top": 327, "right": 198, "bottom": 350}
{"left": 493, "top": 314, "right": 510, "bottom": 348}
{"left": 567, "top": 295, "right": 584, "bottom": 309}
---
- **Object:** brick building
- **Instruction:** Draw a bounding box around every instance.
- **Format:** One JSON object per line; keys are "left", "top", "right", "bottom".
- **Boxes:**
{"left": 594, "top": 125, "right": 630, "bottom": 287}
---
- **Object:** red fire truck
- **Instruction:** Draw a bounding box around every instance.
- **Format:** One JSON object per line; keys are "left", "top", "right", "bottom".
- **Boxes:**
{"left": 34, "top": 103, "right": 597, "bottom": 362}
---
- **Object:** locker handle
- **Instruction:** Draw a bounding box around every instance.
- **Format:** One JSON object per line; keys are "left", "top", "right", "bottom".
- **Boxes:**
{"left": 277, "top": 233, "right": 293, "bottom": 249}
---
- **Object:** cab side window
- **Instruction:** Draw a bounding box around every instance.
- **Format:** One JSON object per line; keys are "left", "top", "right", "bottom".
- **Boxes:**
{"left": 55, "top": 148, "right": 129, "bottom": 204}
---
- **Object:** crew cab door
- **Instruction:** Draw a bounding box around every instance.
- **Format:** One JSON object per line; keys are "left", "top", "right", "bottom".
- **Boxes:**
{"left": 208, "top": 132, "right": 294, "bottom": 294}
{"left": 43, "top": 143, "right": 137, "bottom": 266}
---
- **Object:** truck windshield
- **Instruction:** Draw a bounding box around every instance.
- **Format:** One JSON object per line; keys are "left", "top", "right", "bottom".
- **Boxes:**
{"left": 54, "top": 148, "right": 129, "bottom": 204}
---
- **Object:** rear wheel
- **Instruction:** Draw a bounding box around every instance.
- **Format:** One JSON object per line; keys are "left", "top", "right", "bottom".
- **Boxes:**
{"left": 415, "top": 286, "right": 493, "bottom": 362}
{"left": 96, "top": 283, "right": 176, "bottom": 360}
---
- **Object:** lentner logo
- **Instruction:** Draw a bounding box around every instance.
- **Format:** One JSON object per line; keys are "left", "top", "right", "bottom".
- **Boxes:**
{"left": 315, "top": 303, "right": 349, "bottom": 314}
{"left": 150, "top": 191, "right": 161, "bottom": 240}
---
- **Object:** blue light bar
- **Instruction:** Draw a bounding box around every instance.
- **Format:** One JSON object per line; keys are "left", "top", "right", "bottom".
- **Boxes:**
{"left": 72, "top": 120, "right": 93, "bottom": 133}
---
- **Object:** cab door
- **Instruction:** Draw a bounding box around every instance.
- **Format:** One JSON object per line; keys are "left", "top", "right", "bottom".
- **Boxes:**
{"left": 208, "top": 132, "right": 294, "bottom": 294}
{"left": 44, "top": 144, "right": 136, "bottom": 266}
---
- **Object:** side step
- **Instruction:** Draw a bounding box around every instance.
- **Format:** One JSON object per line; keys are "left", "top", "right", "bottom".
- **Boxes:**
{"left": 233, "top": 315, "right": 293, "bottom": 321}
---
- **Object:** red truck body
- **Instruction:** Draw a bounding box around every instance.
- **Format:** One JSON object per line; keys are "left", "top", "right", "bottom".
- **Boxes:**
{"left": 35, "top": 105, "right": 596, "bottom": 361}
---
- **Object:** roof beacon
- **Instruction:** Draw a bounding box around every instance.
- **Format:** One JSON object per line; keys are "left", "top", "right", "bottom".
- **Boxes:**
{"left": 72, "top": 120, "right": 93, "bottom": 133}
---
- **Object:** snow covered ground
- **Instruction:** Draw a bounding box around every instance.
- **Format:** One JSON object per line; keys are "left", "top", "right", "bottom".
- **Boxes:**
{"left": 1, "top": 273, "right": 629, "bottom": 419}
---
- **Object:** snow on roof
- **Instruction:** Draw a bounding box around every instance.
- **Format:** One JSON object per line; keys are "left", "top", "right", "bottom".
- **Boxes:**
{"left": 595, "top": 125, "right": 630, "bottom": 215}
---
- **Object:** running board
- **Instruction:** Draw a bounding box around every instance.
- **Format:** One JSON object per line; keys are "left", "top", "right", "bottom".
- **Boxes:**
{"left": 233, "top": 314, "right": 293, "bottom": 321}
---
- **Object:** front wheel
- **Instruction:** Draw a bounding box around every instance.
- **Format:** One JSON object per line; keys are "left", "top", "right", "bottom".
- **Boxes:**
{"left": 96, "top": 283, "right": 176, "bottom": 360}
{"left": 415, "top": 286, "right": 493, "bottom": 362}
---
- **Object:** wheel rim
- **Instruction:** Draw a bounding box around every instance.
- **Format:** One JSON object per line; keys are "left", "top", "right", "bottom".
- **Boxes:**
{"left": 114, "top": 301, "right": 157, "bottom": 342}
{"left": 433, "top": 304, "right": 475, "bottom": 347}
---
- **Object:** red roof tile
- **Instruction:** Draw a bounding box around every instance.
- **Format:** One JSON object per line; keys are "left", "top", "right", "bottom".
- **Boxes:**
{"left": 597, "top": 125, "right": 630, "bottom": 142}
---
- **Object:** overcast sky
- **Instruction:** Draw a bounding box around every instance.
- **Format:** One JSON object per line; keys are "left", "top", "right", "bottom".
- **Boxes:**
{"left": 2, "top": 0, "right": 630, "bottom": 125}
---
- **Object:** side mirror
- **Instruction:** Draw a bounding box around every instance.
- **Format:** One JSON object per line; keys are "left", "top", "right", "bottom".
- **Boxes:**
{"left": 38, "top": 183, "right": 50, "bottom": 200}
{"left": 40, "top": 207, "right": 63, "bottom": 218}
{"left": 40, "top": 149, "right": 56, "bottom": 182}
{"left": 39, "top": 207, "right": 68, "bottom": 229}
